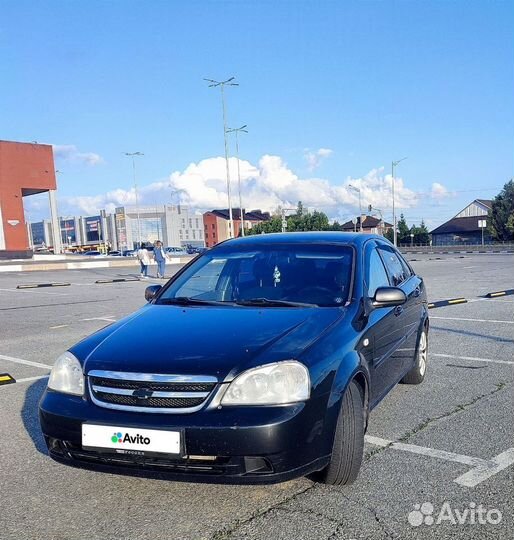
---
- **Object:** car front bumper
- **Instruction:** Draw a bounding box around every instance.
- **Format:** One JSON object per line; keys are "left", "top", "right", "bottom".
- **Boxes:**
{"left": 39, "top": 389, "right": 334, "bottom": 484}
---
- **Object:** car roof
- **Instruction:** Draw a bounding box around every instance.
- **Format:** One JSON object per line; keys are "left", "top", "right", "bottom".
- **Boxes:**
{"left": 218, "top": 231, "right": 389, "bottom": 248}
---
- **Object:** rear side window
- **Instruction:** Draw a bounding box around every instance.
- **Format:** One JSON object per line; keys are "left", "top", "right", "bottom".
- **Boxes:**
{"left": 377, "top": 247, "right": 409, "bottom": 286}
{"left": 367, "top": 248, "right": 390, "bottom": 296}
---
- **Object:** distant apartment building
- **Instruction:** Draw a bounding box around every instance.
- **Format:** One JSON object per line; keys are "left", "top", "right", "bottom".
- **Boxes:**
{"left": 203, "top": 209, "right": 270, "bottom": 247}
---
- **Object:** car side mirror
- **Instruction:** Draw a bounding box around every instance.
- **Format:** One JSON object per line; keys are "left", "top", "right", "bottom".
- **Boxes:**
{"left": 372, "top": 286, "right": 407, "bottom": 308}
{"left": 145, "top": 284, "right": 162, "bottom": 302}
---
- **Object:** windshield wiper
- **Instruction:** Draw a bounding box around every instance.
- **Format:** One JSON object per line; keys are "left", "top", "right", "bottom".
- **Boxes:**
{"left": 234, "top": 298, "right": 317, "bottom": 308}
{"left": 158, "top": 296, "right": 232, "bottom": 306}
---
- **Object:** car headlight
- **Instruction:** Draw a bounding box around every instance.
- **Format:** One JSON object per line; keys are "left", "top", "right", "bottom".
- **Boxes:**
{"left": 221, "top": 361, "right": 310, "bottom": 406}
{"left": 48, "top": 351, "right": 84, "bottom": 396}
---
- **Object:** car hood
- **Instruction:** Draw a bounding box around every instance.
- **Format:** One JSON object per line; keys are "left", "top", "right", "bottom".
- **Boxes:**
{"left": 81, "top": 304, "right": 345, "bottom": 380}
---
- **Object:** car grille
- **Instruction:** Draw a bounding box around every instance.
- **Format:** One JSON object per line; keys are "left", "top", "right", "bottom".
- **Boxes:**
{"left": 88, "top": 370, "right": 218, "bottom": 413}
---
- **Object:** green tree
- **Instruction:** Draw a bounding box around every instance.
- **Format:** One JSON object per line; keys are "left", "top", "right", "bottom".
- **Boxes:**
{"left": 410, "top": 220, "right": 430, "bottom": 244}
{"left": 384, "top": 228, "right": 394, "bottom": 243}
{"left": 397, "top": 214, "right": 410, "bottom": 244}
{"left": 246, "top": 202, "right": 331, "bottom": 235}
{"left": 488, "top": 180, "right": 514, "bottom": 241}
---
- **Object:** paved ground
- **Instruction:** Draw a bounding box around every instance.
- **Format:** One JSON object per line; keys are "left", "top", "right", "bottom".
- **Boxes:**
{"left": 0, "top": 253, "right": 512, "bottom": 540}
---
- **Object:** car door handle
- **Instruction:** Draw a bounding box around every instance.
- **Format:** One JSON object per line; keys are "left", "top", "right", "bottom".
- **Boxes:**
{"left": 414, "top": 288, "right": 421, "bottom": 297}
{"left": 394, "top": 305, "right": 404, "bottom": 316}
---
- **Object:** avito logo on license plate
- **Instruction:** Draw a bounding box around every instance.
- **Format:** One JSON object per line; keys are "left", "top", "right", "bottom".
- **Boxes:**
{"left": 82, "top": 424, "right": 180, "bottom": 454}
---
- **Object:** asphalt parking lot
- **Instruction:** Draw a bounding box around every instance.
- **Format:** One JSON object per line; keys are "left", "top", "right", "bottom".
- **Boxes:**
{"left": 0, "top": 254, "right": 512, "bottom": 540}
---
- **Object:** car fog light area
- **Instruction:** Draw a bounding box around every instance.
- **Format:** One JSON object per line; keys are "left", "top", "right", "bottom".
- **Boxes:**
{"left": 48, "top": 351, "right": 84, "bottom": 396}
{"left": 221, "top": 361, "right": 310, "bottom": 405}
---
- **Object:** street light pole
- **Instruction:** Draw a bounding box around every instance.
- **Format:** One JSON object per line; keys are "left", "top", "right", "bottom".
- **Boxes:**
{"left": 348, "top": 184, "right": 363, "bottom": 232}
{"left": 124, "top": 152, "right": 144, "bottom": 247}
{"left": 226, "top": 125, "right": 248, "bottom": 237}
{"left": 205, "top": 77, "right": 238, "bottom": 238}
{"left": 391, "top": 157, "right": 407, "bottom": 247}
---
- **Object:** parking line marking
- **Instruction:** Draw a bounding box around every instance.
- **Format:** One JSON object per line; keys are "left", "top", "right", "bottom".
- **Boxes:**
{"left": 15, "top": 375, "right": 49, "bottom": 384}
{"left": 0, "top": 354, "right": 52, "bottom": 370}
{"left": 366, "top": 436, "right": 513, "bottom": 486}
{"left": 365, "top": 436, "right": 488, "bottom": 467}
{"left": 0, "top": 287, "right": 69, "bottom": 296}
{"left": 430, "top": 316, "right": 514, "bottom": 324}
{"left": 49, "top": 324, "right": 69, "bottom": 329}
{"left": 454, "top": 448, "right": 514, "bottom": 487}
{"left": 432, "top": 353, "right": 514, "bottom": 366}
{"left": 82, "top": 316, "right": 116, "bottom": 322}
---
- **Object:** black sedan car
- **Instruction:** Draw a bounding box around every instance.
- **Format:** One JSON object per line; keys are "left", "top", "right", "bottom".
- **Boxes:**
{"left": 39, "top": 232, "right": 428, "bottom": 485}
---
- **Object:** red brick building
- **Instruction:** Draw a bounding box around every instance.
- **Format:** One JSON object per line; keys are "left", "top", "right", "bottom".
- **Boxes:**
{"left": 0, "top": 140, "right": 60, "bottom": 257}
{"left": 203, "top": 209, "right": 270, "bottom": 247}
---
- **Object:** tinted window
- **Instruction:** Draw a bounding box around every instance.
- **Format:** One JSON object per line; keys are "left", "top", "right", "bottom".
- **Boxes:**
{"left": 377, "top": 247, "right": 409, "bottom": 286}
{"left": 367, "top": 248, "right": 390, "bottom": 296}
{"left": 159, "top": 243, "right": 354, "bottom": 307}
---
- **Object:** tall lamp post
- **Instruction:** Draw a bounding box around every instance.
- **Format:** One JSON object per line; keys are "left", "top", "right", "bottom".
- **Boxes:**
{"left": 348, "top": 184, "right": 362, "bottom": 232}
{"left": 226, "top": 125, "right": 248, "bottom": 236}
{"left": 391, "top": 157, "right": 407, "bottom": 246}
{"left": 124, "top": 152, "right": 144, "bottom": 247}
{"left": 204, "top": 77, "right": 238, "bottom": 238}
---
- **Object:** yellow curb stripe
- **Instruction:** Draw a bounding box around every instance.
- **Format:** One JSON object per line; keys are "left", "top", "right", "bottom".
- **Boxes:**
{"left": 0, "top": 375, "right": 12, "bottom": 382}
{"left": 448, "top": 299, "right": 467, "bottom": 304}
{"left": 489, "top": 292, "right": 506, "bottom": 297}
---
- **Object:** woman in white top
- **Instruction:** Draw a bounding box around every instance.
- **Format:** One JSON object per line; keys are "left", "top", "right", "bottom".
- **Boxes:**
{"left": 136, "top": 243, "right": 151, "bottom": 278}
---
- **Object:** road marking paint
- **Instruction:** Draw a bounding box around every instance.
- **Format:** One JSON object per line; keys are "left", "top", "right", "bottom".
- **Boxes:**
{"left": 432, "top": 353, "right": 514, "bottom": 366}
{"left": 365, "top": 435, "right": 514, "bottom": 486}
{"left": 15, "top": 375, "right": 49, "bottom": 384}
{"left": 0, "top": 287, "right": 68, "bottom": 296}
{"left": 430, "top": 316, "right": 514, "bottom": 324}
{"left": 365, "top": 436, "right": 488, "bottom": 467}
{"left": 0, "top": 354, "right": 52, "bottom": 370}
{"left": 82, "top": 316, "right": 116, "bottom": 322}
{"left": 49, "top": 324, "right": 69, "bottom": 329}
{"left": 454, "top": 448, "right": 514, "bottom": 487}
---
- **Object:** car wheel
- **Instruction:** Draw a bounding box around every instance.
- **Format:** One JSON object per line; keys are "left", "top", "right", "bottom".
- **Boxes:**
{"left": 401, "top": 327, "right": 428, "bottom": 385}
{"left": 311, "top": 380, "right": 364, "bottom": 486}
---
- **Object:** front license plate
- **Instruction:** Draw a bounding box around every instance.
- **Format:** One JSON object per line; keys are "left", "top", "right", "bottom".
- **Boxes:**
{"left": 82, "top": 424, "right": 181, "bottom": 455}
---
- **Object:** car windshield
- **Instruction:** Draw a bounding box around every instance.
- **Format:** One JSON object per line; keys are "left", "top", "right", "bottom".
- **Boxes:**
{"left": 157, "top": 243, "right": 353, "bottom": 307}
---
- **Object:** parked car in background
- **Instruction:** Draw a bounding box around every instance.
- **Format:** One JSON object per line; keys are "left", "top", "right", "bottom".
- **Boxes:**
{"left": 82, "top": 250, "right": 103, "bottom": 256}
{"left": 122, "top": 250, "right": 137, "bottom": 257}
{"left": 165, "top": 247, "right": 186, "bottom": 255}
{"left": 39, "top": 233, "right": 428, "bottom": 486}
{"left": 107, "top": 251, "right": 122, "bottom": 256}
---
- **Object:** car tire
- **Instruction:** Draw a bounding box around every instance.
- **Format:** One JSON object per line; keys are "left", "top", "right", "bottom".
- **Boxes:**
{"left": 312, "top": 380, "right": 364, "bottom": 486}
{"left": 401, "top": 327, "right": 428, "bottom": 385}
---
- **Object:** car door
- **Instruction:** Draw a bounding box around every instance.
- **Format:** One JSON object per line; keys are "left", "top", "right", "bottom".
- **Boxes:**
{"left": 361, "top": 242, "right": 405, "bottom": 405}
{"left": 376, "top": 243, "right": 422, "bottom": 381}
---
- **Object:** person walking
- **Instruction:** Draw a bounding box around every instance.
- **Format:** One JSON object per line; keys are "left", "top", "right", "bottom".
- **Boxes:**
{"left": 136, "top": 242, "right": 150, "bottom": 278}
{"left": 153, "top": 240, "right": 167, "bottom": 279}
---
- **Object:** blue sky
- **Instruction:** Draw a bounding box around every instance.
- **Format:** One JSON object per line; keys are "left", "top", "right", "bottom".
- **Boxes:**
{"left": 1, "top": 0, "right": 513, "bottom": 228}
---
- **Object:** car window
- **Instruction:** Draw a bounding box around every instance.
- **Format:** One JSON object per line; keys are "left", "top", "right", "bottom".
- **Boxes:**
{"left": 377, "top": 247, "right": 409, "bottom": 286}
{"left": 397, "top": 253, "right": 413, "bottom": 278}
{"left": 159, "top": 243, "right": 354, "bottom": 307}
{"left": 174, "top": 258, "right": 226, "bottom": 298}
{"left": 367, "top": 248, "right": 390, "bottom": 296}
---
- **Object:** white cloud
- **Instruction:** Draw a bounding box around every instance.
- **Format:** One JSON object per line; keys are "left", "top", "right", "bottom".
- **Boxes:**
{"left": 53, "top": 144, "right": 104, "bottom": 166}
{"left": 55, "top": 155, "right": 438, "bottom": 224}
{"left": 304, "top": 147, "right": 333, "bottom": 171}
{"left": 430, "top": 182, "right": 452, "bottom": 200}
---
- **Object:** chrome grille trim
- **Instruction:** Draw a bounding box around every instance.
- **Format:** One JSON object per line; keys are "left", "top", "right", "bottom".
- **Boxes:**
{"left": 88, "top": 370, "right": 218, "bottom": 383}
{"left": 91, "top": 385, "right": 209, "bottom": 399}
{"left": 87, "top": 369, "right": 218, "bottom": 414}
